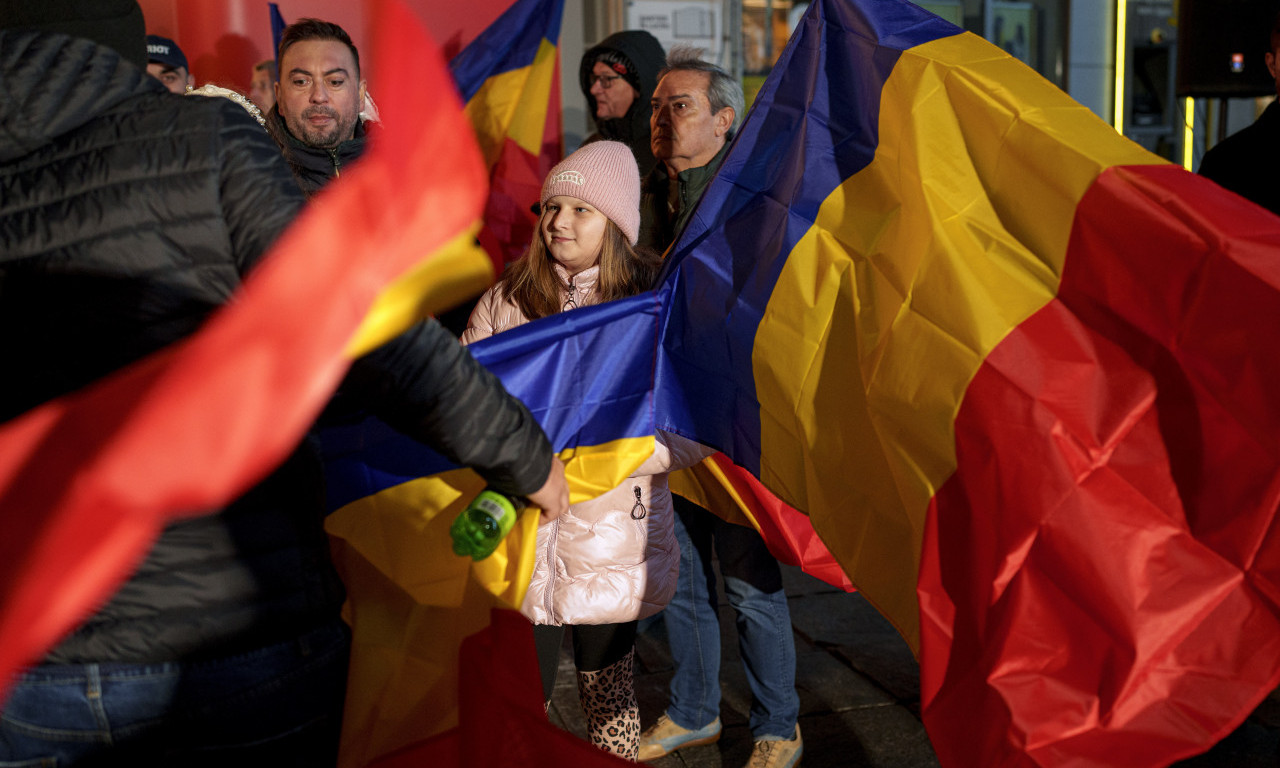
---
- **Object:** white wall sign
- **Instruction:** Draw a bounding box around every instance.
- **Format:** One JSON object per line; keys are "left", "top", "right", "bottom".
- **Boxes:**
{"left": 626, "top": 0, "right": 724, "bottom": 64}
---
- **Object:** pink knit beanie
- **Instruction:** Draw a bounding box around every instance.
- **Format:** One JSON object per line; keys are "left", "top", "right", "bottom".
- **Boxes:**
{"left": 540, "top": 141, "right": 641, "bottom": 244}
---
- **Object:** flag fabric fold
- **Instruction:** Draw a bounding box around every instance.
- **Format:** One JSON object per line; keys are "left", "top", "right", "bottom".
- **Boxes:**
{"left": 0, "top": 0, "right": 489, "bottom": 717}
{"left": 448, "top": 0, "right": 565, "bottom": 271}
{"left": 324, "top": 292, "right": 662, "bottom": 765}
{"left": 360, "top": 609, "right": 628, "bottom": 768}
{"left": 649, "top": 0, "right": 1280, "bottom": 765}
{"left": 8, "top": 0, "right": 1280, "bottom": 766}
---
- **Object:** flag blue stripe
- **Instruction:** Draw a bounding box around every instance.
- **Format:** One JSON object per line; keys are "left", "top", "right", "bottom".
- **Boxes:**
{"left": 322, "top": 293, "right": 657, "bottom": 510}
{"left": 652, "top": 0, "right": 961, "bottom": 475}
{"left": 269, "top": 3, "right": 287, "bottom": 74}
{"left": 448, "top": 0, "right": 565, "bottom": 102}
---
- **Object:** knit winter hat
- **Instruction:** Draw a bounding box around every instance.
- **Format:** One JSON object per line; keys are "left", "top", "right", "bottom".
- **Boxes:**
{"left": 541, "top": 141, "right": 641, "bottom": 245}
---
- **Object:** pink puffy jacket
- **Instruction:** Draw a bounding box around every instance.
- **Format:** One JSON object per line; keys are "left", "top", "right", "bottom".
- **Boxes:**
{"left": 462, "top": 263, "right": 712, "bottom": 625}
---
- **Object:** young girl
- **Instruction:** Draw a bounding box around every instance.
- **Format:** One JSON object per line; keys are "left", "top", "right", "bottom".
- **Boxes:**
{"left": 463, "top": 141, "right": 710, "bottom": 760}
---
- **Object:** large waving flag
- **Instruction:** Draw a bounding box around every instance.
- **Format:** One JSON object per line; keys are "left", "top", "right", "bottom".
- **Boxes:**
{"left": 449, "top": 0, "right": 565, "bottom": 272}
{"left": 321, "top": 0, "right": 1280, "bottom": 763}
{"left": 649, "top": 0, "right": 1280, "bottom": 765}
{"left": 0, "top": 0, "right": 493, "bottom": 731}
{"left": 12, "top": 0, "right": 1280, "bottom": 765}
{"left": 324, "top": 295, "right": 658, "bottom": 767}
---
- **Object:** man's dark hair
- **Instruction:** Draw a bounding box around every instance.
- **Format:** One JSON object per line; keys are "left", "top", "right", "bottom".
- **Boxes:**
{"left": 254, "top": 58, "right": 278, "bottom": 80}
{"left": 1271, "top": 10, "right": 1280, "bottom": 56}
{"left": 278, "top": 18, "right": 360, "bottom": 77}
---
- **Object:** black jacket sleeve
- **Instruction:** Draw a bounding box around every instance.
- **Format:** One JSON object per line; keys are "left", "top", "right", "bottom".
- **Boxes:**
{"left": 214, "top": 100, "right": 309, "bottom": 275}
{"left": 340, "top": 318, "right": 553, "bottom": 498}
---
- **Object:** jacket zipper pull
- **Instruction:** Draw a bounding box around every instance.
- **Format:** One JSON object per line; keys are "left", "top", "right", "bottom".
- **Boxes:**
{"left": 630, "top": 486, "right": 647, "bottom": 520}
{"left": 564, "top": 277, "right": 577, "bottom": 311}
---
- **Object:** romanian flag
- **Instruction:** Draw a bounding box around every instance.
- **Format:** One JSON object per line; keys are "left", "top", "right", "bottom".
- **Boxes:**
{"left": 324, "top": 294, "right": 659, "bottom": 766}
{"left": 10, "top": 0, "right": 1280, "bottom": 766}
{"left": 649, "top": 0, "right": 1280, "bottom": 765}
{"left": 0, "top": 0, "right": 490, "bottom": 739}
{"left": 449, "top": 0, "right": 565, "bottom": 273}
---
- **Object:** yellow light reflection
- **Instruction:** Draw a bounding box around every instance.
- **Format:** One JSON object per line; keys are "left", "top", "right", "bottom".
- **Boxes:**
{"left": 1183, "top": 97, "right": 1195, "bottom": 170}
{"left": 1114, "top": 0, "right": 1127, "bottom": 134}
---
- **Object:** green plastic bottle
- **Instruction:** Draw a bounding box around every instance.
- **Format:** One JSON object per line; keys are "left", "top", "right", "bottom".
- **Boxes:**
{"left": 450, "top": 488, "right": 526, "bottom": 560}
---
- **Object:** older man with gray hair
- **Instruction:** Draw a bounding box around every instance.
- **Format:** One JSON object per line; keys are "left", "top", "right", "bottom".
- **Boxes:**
{"left": 636, "top": 46, "right": 802, "bottom": 768}
{"left": 637, "top": 45, "right": 744, "bottom": 253}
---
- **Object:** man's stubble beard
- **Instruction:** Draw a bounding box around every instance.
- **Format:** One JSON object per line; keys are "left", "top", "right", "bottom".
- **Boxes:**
{"left": 290, "top": 106, "right": 357, "bottom": 150}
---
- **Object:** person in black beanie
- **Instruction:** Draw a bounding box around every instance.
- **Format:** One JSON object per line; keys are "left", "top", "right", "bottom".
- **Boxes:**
{"left": 1, "top": 0, "right": 146, "bottom": 66}
{"left": 579, "top": 30, "right": 666, "bottom": 178}
{"left": 0, "top": 1, "right": 568, "bottom": 765}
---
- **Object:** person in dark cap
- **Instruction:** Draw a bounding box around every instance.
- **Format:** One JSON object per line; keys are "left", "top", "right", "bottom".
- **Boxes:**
{"left": 145, "top": 33, "right": 194, "bottom": 93}
{"left": 579, "top": 30, "right": 666, "bottom": 177}
{"left": 0, "top": 0, "right": 569, "bottom": 764}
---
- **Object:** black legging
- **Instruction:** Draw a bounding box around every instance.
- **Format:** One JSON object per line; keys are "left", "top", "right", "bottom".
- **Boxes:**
{"left": 533, "top": 621, "right": 638, "bottom": 701}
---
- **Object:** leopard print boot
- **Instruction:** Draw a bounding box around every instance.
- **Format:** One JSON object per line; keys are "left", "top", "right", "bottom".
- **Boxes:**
{"left": 577, "top": 648, "right": 640, "bottom": 760}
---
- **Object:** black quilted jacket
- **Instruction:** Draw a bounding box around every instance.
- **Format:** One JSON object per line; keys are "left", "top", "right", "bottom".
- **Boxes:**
{"left": 0, "top": 30, "right": 552, "bottom": 664}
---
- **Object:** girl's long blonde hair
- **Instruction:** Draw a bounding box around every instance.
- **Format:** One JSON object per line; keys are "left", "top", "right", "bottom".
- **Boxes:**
{"left": 501, "top": 216, "right": 661, "bottom": 320}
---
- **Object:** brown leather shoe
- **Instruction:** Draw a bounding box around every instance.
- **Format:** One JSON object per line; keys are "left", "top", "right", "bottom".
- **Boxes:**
{"left": 744, "top": 724, "right": 802, "bottom": 768}
{"left": 637, "top": 713, "right": 722, "bottom": 761}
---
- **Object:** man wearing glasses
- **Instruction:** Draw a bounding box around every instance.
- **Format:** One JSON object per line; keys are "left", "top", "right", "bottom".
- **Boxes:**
{"left": 579, "top": 30, "right": 666, "bottom": 177}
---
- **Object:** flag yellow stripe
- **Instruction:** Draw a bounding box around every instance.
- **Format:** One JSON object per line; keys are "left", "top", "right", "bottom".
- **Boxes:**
{"left": 324, "top": 434, "right": 656, "bottom": 608}
{"left": 753, "top": 32, "right": 1162, "bottom": 648}
{"left": 326, "top": 433, "right": 654, "bottom": 764}
{"left": 507, "top": 39, "right": 559, "bottom": 155}
{"left": 344, "top": 226, "right": 493, "bottom": 358}
{"left": 462, "top": 38, "right": 558, "bottom": 164}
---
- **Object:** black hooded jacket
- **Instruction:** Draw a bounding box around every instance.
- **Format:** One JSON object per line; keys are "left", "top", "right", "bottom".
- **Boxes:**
{"left": 0, "top": 30, "right": 553, "bottom": 664}
{"left": 579, "top": 30, "right": 666, "bottom": 177}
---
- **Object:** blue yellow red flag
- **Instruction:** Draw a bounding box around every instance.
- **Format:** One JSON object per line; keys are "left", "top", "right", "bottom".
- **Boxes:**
{"left": 449, "top": 0, "right": 565, "bottom": 271}
{"left": 323, "top": 293, "right": 660, "bottom": 766}
{"left": 650, "top": 0, "right": 1280, "bottom": 765}
{"left": 0, "top": 0, "right": 490, "bottom": 708}
{"left": 329, "top": 0, "right": 1280, "bottom": 762}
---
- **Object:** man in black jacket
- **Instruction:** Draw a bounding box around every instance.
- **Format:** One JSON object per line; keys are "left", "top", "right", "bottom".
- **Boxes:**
{"left": 270, "top": 18, "right": 372, "bottom": 196}
{"left": 0, "top": 2, "right": 567, "bottom": 765}
{"left": 1198, "top": 11, "right": 1280, "bottom": 216}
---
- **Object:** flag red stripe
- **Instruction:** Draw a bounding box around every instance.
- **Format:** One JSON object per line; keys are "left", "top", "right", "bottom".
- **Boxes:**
{"left": 0, "top": 0, "right": 486, "bottom": 693}
{"left": 366, "top": 610, "right": 629, "bottom": 767}
{"left": 707, "top": 454, "right": 855, "bottom": 592}
{"left": 919, "top": 165, "right": 1280, "bottom": 766}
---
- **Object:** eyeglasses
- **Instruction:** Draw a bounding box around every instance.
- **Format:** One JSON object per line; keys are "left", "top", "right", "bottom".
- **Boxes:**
{"left": 590, "top": 73, "right": 622, "bottom": 89}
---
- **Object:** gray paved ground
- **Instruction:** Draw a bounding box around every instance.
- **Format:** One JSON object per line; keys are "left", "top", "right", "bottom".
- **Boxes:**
{"left": 548, "top": 563, "right": 1280, "bottom": 767}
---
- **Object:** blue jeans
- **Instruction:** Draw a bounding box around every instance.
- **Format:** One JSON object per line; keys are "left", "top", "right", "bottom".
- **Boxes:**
{"left": 664, "top": 496, "right": 799, "bottom": 740}
{"left": 0, "top": 621, "right": 350, "bottom": 767}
